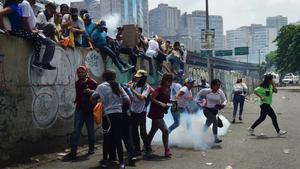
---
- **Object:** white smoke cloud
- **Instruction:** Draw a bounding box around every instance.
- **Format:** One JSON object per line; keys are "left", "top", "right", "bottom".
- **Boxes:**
{"left": 101, "top": 13, "right": 121, "bottom": 37}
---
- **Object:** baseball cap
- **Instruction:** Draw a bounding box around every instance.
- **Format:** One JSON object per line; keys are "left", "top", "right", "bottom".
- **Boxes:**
{"left": 184, "top": 77, "right": 195, "bottom": 84}
{"left": 134, "top": 70, "right": 148, "bottom": 78}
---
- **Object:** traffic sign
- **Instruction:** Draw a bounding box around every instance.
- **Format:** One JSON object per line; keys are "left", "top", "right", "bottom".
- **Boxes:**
{"left": 235, "top": 47, "right": 249, "bottom": 55}
{"left": 215, "top": 50, "right": 233, "bottom": 57}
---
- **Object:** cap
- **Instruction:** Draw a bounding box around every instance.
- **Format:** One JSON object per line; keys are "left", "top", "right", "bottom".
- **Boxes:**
{"left": 134, "top": 70, "right": 148, "bottom": 78}
{"left": 184, "top": 77, "right": 195, "bottom": 84}
{"left": 82, "top": 13, "right": 92, "bottom": 21}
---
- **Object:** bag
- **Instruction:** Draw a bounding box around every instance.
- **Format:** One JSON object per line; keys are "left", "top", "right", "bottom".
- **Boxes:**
{"left": 93, "top": 102, "right": 104, "bottom": 125}
{"left": 217, "top": 116, "right": 223, "bottom": 128}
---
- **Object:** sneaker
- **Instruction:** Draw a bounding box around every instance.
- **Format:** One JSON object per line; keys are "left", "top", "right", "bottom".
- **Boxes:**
{"left": 164, "top": 148, "right": 172, "bottom": 157}
{"left": 87, "top": 150, "right": 95, "bottom": 155}
{"left": 41, "top": 63, "right": 56, "bottom": 70}
{"left": 128, "top": 157, "right": 136, "bottom": 166}
{"left": 214, "top": 138, "right": 223, "bottom": 143}
{"left": 119, "top": 163, "right": 125, "bottom": 169}
{"left": 120, "top": 67, "right": 129, "bottom": 73}
{"left": 232, "top": 119, "right": 235, "bottom": 124}
{"left": 239, "top": 116, "right": 243, "bottom": 121}
{"left": 126, "top": 64, "right": 135, "bottom": 70}
{"left": 277, "top": 130, "right": 287, "bottom": 136}
{"left": 62, "top": 152, "right": 76, "bottom": 161}
{"left": 248, "top": 127, "right": 255, "bottom": 136}
{"left": 99, "top": 160, "right": 108, "bottom": 168}
{"left": 32, "top": 61, "right": 42, "bottom": 68}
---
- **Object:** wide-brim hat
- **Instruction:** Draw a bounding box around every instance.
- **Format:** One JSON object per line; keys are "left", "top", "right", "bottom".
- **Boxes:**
{"left": 134, "top": 70, "right": 148, "bottom": 78}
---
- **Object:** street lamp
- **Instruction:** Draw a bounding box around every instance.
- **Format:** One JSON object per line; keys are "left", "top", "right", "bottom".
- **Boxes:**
{"left": 205, "top": 0, "right": 213, "bottom": 83}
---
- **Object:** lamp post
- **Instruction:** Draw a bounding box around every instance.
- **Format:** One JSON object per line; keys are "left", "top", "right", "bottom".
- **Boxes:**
{"left": 205, "top": 0, "right": 213, "bottom": 83}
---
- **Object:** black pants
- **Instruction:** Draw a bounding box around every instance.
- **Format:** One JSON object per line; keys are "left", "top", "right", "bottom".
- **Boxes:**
{"left": 119, "top": 47, "right": 137, "bottom": 68}
{"left": 99, "top": 45, "right": 127, "bottom": 71}
{"left": 121, "top": 113, "right": 135, "bottom": 158}
{"left": 251, "top": 104, "right": 280, "bottom": 132}
{"left": 137, "top": 53, "right": 154, "bottom": 75}
{"left": 131, "top": 112, "right": 148, "bottom": 153}
{"left": 102, "top": 113, "right": 124, "bottom": 163}
{"left": 155, "top": 53, "right": 166, "bottom": 71}
{"left": 203, "top": 108, "right": 218, "bottom": 135}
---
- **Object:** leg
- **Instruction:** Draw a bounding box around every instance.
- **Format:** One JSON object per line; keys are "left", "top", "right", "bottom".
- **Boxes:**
{"left": 266, "top": 106, "right": 280, "bottom": 133}
{"left": 102, "top": 115, "right": 111, "bottom": 161}
{"left": 40, "top": 37, "right": 56, "bottom": 65}
{"left": 121, "top": 113, "right": 135, "bottom": 158}
{"left": 84, "top": 112, "right": 95, "bottom": 153}
{"left": 250, "top": 104, "right": 268, "bottom": 130}
{"left": 109, "top": 114, "right": 124, "bottom": 164}
{"left": 131, "top": 113, "right": 141, "bottom": 153}
{"left": 120, "top": 48, "right": 137, "bottom": 69}
{"left": 70, "top": 108, "right": 85, "bottom": 155}
{"left": 147, "top": 119, "right": 159, "bottom": 150}
{"left": 100, "top": 46, "right": 124, "bottom": 71}
{"left": 156, "top": 119, "right": 169, "bottom": 150}
{"left": 239, "top": 96, "right": 245, "bottom": 119}
{"left": 232, "top": 96, "right": 238, "bottom": 120}
{"left": 168, "top": 109, "right": 181, "bottom": 134}
{"left": 139, "top": 112, "right": 148, "bottom": 151}
{"left": 140, "top": 53, "right": 154, "bottom": 75}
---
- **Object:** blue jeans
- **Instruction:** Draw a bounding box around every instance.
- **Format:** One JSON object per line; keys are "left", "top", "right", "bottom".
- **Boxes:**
{"left": 99, "top": 45, "right": 127, "bottom": 71}
{"left": 168, "top": 108, "right": 185, "bottom": 133}
{"left": 167, "top": 55, "right": 184, "bottom": 72}
{"left": 233, "top": 95, "right": 245, "bottom": 118}
{"left": 70, "top": 108, "right": 95, "bottom": 154}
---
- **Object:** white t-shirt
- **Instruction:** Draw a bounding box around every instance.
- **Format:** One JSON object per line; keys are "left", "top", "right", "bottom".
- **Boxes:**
{"left": 146, "top": 39, "right": 159, "bottom": 58}
{"left": 197, "top": 88, "right": 227, "bottom": 109}
{"left": 62, "top": 14, "right": 85, "bottom": 43}
{"left": 233, "top": 83, "right": 248, "bottom": 96}
{"left": 36, "top": 12, "right": 54, "bottom": 27}
{"left": 170, "top": 82, "right": 182, "bottom": 101}
{"left": 177, "top": 86, "right": 193, "bottom": 108}
{"left": 130, "top": 84, "right": 151, "bottom": 113}
{"left": 19, "top": 0, "right": 36, "bottom": 30}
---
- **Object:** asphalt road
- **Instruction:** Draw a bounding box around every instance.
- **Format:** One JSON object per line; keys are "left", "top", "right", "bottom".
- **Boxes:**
{"left": 6, "top": 87, "right": 300, "bottom": 169}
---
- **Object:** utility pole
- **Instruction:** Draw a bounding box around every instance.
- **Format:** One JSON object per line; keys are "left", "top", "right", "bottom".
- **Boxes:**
{"left": 205, "top": 0, "right": 213, "bottom": 83}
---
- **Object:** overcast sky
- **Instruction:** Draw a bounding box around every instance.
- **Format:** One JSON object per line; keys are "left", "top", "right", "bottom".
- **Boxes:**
{"left": 149, "top": 0, "right": 300, "bottom": 31}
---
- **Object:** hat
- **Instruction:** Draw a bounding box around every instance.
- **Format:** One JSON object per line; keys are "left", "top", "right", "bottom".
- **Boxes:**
{"left": 184, "top": 77, "right": 195, "bottom": 84}
{"left": 134, "top": 70, "right": 148, "bottom": 78}
{"left": 82, "top": 13, "right": 92, "bottom": 21}
{"left": 77, "top": 65, "right": 87, "bottom": 73}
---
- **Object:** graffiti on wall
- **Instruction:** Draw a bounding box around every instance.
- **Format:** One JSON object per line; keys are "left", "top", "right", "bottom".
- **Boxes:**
{"left": 28, "top": 48, "right": 104, "bottom": 129}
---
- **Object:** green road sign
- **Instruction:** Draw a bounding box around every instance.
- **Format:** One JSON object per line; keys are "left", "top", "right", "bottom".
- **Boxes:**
{"left": 200, "top": 50, "right": 213, "bottom": 57}
{"left": 235, "top": 47, "right": 249, "bottom": 55}
{"left": 215, "top": 50, "right": 233, "bottom": 57}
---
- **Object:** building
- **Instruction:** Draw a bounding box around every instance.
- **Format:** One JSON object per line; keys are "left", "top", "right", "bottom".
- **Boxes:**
{"left": 100, "top": 0, "right": 149, "bottom": 36}
{"left": 149, "top": 4, "right": 181, "bottom": 38}
{"left": 70, "top": 1, "right": 101, "bottom": 21}
{"left": 266, "top": 15, "right": 288, "bottom": 31}
{"left": 178, "top": 10, "right": 224, "bottom": 52}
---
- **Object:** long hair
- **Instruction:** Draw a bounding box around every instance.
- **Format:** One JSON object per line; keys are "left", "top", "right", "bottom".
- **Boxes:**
{"left": 102, "top": 70, "right": 121, "bottom": 97}
{"left": 260, "top": 74, "right": 273, "bottom": 88}
{"left": 210, "top": 79, "right": 221, "bottom": 88}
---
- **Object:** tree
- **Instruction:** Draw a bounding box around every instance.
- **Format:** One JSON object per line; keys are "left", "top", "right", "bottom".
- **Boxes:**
{"left": 265, "top": 51, "right": 277, "bottom": 69}
{"left": 274, "top": 25, "right": 300, "bottom": 73}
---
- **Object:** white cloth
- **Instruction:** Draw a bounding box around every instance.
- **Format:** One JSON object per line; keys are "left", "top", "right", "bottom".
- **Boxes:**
{"left": 62, "top": 14, "right": 85, "bottom": 43}
{"left": 92, "top": 82, "right": 129, "bottom": 115}
{"left": 197, "top": 88, "right": 227, "bottom": 109}
{"left": 233, "top": 83, "right": 248, "bottom": 96}
{"left": 130, "top": 84, "right": 151, "bottom": 113}
{"left": 146, "top": 39, "right": 159, "bottom": 58}
{"left": 19, "top": 0, "right": 36, "bottom": 30}
{"left": 177, "top": 86, "right": 193, "bottom": 108}
{"left": 170, "top": 82, "right": 182, "bottom": 101}
{"left": 36, "top": 12, "right": 54, "bottom": 26}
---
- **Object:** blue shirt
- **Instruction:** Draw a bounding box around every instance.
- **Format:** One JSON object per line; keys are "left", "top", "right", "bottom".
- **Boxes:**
{"left": 90, "top": 29, "right": 107, "bottom": 47}
{"left": 82, "top": 22, "right": 96, "bottom": 47}
{"left": 5, "top": 3, "right": 22, "bottom": 31}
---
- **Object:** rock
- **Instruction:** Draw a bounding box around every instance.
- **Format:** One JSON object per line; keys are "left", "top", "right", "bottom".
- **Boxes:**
{"left": 206, "top": 162, "right": 213, "bottom": 166}
{"left": 225, "top": 165, "right": 233, "bottom": 169}
{"left": 283, "top": 149, "right": 290, "bottom": 154}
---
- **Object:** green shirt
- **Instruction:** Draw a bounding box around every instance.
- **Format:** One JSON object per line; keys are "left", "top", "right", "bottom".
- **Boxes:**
{"left": 255, "top": 85, "right": 273, "bottom": 105}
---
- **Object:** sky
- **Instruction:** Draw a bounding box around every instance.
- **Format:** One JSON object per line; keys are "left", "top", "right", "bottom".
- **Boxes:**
{"left": 57, "top": 0, "right": 300, "bottom": 31}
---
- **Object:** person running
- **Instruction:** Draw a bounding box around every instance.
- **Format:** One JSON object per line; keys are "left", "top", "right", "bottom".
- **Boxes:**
{"left": 168, "top": 77, "right": 195, "bottom": 134}
{"left": 92, "top": 70, "right": 130, "bottom": 169}
{"left": 248, "top": 74, "right": 287, "bottom": 136}
{"left": 232, "top": 78, "right": 248, "bottom": 123}
{"left": 197, "top": 79, "right": 227, "bottom": 143}
{"left": 147, "top": 73, "right": 173, "bottom": 157}
{"left": 130, "top": 70, "right": 152, "bottom": 155}
{"left": 64, "top": 66, "right": 97, "bottom": 160}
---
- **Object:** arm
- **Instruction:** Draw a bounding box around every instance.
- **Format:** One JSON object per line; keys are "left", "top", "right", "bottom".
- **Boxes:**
{"left": 272, "top": 82, "right": 278, "bottom": 93}
{"left": 0, "top": 7, "right": 12, "bottom": 35}
{"left": 130, "top": 85, "right": 147, "bottom": 100}
{"left": 220, "top": 90, "right": 227, "bottom": 106}
{"left": 175, "top": 91, "right": 184, "bottom": 100}
{"left": 150, "top": 88, "right": 167, "bottom": 108}
{"left": 21, "top": 17, "right": 32, "bottom": 31}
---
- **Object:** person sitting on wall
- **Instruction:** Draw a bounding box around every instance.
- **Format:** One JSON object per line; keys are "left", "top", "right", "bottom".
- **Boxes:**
{"left": 167, "top": 41, "right": 185, "bottom": 75}
{"left": 53, "top": 13, "right": 62, "bottom": 43}
{"left": 161, "top": 40, "right": 172, "bottom": 55}
{"left": 81, "top": 13, "right": 95, "bottom": 49}
{"left": 61, "top": 7, "right": 85, "bottom": 47}
{"left": 90, "top": 20, "right": 134, "bottom": 73}
{"left": 0, "top": 0, "right": 56, "bottom": 70}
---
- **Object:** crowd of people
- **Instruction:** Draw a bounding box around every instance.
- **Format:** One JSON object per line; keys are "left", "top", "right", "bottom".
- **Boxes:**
{"left": 0, "top": 0, "right": 187, "bottom": 75}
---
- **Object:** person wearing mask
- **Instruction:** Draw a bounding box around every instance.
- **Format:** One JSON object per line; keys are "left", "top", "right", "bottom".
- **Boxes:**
{"left": 232, "top": 78, "right": 248, "bottom": 123}
{"left": 64, "top": 66, "right": 97, "bottom": 160}
{"left": 147, "top": 73, "right": 173, "bottom": 157}
{"left": 61, "top": 7, "right": 85, "bottom": 47}
{"left": 92, "top": 70, "right": 130, "bottom": 169}
{"left": 248, "top": 74, "right": 287, "bottom": 136}
{"left": 90, "top": 20, "right": 134, "bottom": 73}
{"left": 130, "top": 70, "right": 152, "bottom": 155}
{"left": 197, "top": 79, "right": 227, "bottom": 143}
{"left": 168, "top": 77, "right": 195, "bottom": 134}
{"left": 167, "top": 41, "right": 184, "bottom": 75}
{"left": 81, "top": 13, "right": 95, "bottom": 49}
{"left": 0, "top": 0, "right": 56, "bottom": 70}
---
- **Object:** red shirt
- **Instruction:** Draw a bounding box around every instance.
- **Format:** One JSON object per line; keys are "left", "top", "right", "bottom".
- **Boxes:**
{"left": 148, "top": 86, "right": 170, "bottom": 120}
{"left": 75, "top": 77, "right": 98, "bottom": 109}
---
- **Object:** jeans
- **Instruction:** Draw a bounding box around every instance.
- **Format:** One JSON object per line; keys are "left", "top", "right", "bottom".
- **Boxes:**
{"left": 99, "top": 45, "right": 127, "bottom": 71}
{"left": 168, "top": 108, "right": 184, "bottom": 134}
{"left": 233, "top": 95, "right": 245, "bottom": 118}
{"left": 167, "top": 55, "right": 184, "bottom": 72}
{"left": 251, "top": 104, "right": 280, "bottom": 133}
{"left": 131, "top": 112, "right": 148, "bottom": 152}
{"left": 137, "top": 53, "right": 154, "bottom": 75}
{"left": 119, "top": 47, "right": 137, "bottom": 68}
{"left": 70, "top": 108, "right": 95, "bottom": 154}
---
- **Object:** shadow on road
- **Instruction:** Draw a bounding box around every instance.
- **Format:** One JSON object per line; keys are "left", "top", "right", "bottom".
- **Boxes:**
{"left": 143, "top": 154, "right": 171, "bottom": 162}
{"left": 249, "top": 135, "right": 287, "bottom": 140}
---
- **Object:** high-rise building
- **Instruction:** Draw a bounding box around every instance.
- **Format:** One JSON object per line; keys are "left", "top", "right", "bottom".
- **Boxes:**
{"left": 149, "top": 4, "right": 181, "bottom": 38}
{"left": 100, "top": 0, "right": 149, "bottom": 36}
{"left": 70, "top": 1, "right": 101, "bottom": 21}
{"left": 178, "top": 10, "right": 224, "bottom": 51}
{"left": 266, "top": 15, "right": 288, "bottom": 31}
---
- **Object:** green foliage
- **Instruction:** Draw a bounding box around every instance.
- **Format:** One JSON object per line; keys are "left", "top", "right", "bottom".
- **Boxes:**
{"left": 274, "top": 25, "right": 300, "bottom": 73}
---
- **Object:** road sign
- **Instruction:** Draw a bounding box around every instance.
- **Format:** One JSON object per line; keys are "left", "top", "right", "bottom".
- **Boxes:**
{"left": 235, "top": 47, "right": 249, "bottom": 55}
{"left": 200, "top": 50, "right": 213, "bottom": 57}
{"left": 215, "top": 50, "right": 233, "bottom": 57}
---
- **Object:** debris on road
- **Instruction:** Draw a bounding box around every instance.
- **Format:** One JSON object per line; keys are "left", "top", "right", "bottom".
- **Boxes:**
{"left": 283, "top": 149, "right": 290, "bottom": 154}
{"left": 225, "top": 165, "right": 233, "bottom": 169}
{"left": 206, "top": 162, "right": 213, "bottom": 166}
